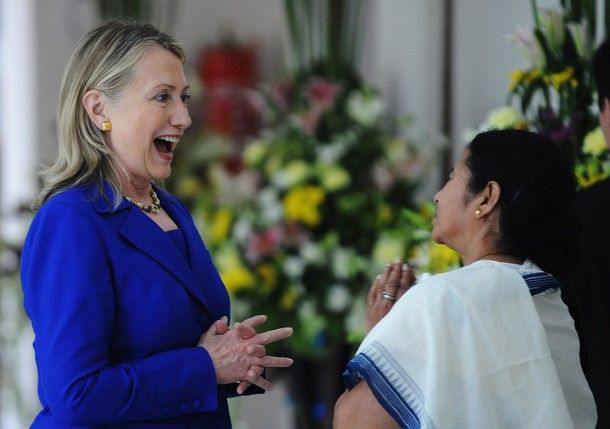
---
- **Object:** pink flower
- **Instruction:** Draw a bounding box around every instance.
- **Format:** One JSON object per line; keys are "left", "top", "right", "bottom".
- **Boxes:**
{"left": 273, "top": 80, "right": 295, "bottom": 110}
{"left": 293, "top": 109, "right": 322, "bottom": 136}
{"left": 307, "top": 78, "right": 342, "bottom": 111}
{"left": 246, "top": 228, "right": 284, "bottom": 263}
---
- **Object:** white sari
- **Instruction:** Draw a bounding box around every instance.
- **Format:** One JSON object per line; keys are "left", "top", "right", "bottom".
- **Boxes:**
{"left": 344, "top": 260, "right": 597, "bottom": 428}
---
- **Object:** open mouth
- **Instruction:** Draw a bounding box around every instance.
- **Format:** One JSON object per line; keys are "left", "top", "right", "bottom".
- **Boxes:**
{"left": 154, "top": 136, "right": 179, "bottom": 155}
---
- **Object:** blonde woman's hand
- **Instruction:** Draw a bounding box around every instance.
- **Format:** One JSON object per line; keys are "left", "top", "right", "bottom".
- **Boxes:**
{"left": 366, "top": 257, "right": 415, "bottom": 332}
{"left": 198, "top": 315, "right": 293, "bottom": 393}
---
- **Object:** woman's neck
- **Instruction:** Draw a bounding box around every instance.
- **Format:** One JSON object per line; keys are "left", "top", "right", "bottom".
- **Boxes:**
{"left": 463, "top": 251, "right": 523, "bottom": 266}
{"left": 122, "top": 180, "right": 153, "bottom": 202}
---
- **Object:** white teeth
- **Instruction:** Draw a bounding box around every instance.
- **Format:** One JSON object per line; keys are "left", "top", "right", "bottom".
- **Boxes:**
{"left": 157, "top": 136, "right": 179, "bottom": 144}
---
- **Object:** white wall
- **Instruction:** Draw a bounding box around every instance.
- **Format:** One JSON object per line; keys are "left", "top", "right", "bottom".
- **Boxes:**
{"left": 0, "top": 0, "right": 37, "bottom": 243}
{"left": 4, "top": 0, "right": 568, "bottom": 217}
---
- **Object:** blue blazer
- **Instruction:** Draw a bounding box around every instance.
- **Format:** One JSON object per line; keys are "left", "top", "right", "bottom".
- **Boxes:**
{"left": 21, "top": 182, "right": 245, "bottom": 428}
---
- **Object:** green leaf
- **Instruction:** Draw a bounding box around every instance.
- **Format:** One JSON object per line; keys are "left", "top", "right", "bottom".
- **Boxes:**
{"left": 534, "top": 28, "right": 557, "bottom": 71}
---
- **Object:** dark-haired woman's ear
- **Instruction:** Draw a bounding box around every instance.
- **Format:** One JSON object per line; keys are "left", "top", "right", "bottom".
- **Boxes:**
{"left": 476, "top": 181, "right": 502, "bottom": 218}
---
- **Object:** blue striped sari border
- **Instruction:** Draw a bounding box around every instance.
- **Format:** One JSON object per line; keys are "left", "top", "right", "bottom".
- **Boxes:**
{"left": 344, "top": 353, "right": 421, "bottom": 428}
{"left": 521, "top": 272, "right": 561, "bottom": 296}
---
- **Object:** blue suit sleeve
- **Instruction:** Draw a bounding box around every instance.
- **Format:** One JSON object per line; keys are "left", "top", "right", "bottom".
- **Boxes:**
{"left": 21, "top": 202, "right": 219, "bottom": 425}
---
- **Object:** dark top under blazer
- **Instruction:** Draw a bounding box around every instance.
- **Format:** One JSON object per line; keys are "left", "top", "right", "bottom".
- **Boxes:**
{"left": 21, "top": 182, "right": 241, "bottom": 428}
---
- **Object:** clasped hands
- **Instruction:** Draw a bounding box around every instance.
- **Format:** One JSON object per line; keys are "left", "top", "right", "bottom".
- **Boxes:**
{"left": 198, "top": 314, "right": 293, "bottom": 395}
{"left": 366, "top": 257, "right": 416, "bottom": 332}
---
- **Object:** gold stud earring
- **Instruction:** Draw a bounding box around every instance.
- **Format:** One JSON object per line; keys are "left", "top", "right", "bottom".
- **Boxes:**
{"left": 475, "top": 209, "right": 481, "bottom": 217}
{"left": 101, "top": 120, "right": 112, "bottom": 132}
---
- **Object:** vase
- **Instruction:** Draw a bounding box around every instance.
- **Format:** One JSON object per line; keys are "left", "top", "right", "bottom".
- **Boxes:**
{"left": 196, "top": 44, "right": 260, "bottom": 146}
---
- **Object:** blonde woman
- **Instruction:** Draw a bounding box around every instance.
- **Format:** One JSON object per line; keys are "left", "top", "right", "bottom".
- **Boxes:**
{"left": 21, "top": 19, "right": 293, "bottom": 428}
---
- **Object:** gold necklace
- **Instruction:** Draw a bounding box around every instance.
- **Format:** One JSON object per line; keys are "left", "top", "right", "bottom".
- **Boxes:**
{"left": 125, "top": 188, "right": 161, "bottom": 213}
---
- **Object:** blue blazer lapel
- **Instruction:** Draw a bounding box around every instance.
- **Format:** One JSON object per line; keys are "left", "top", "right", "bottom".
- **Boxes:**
{"left": 157, "top": 189, "right": 230, "bottom": 323}
{"left": 119, "top": 206, "right": 211, "bottom": 312}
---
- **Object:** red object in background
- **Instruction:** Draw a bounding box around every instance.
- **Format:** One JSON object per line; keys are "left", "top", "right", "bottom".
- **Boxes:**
{"left": 197, "top": 44, "right": 260, "bottom": 144}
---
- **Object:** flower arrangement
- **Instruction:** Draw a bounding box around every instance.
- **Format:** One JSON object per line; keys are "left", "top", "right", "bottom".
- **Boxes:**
{"left": 171, "top": 75, "right": 458, "bottom": 357}
{"left": 472, "top": 0, "right": 610, "bottom": 188}
{"left": 169, "top": 0, "right": 460, "bottom": 364}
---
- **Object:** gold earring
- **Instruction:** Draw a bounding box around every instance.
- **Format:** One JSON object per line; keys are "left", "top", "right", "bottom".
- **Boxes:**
{"left": 101, "top": 120, "right": 112, "bottom": 132}
{"left": 475, "top": 209, "right": 481, "bottom": 217}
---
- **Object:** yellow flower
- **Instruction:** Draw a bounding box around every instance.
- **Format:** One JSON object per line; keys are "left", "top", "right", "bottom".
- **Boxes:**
{"left": 209, "top": 208, "right": 232, "bottom": 244}
{"left": 427, "top": 242, "right": 460, "bottom": 274}
{"left": 508, "top": 69, "right": 525, "bottom": 91}
{"left": 221, "top": 266, "right": 255, "bottom": 295}
{"left": 548, "top": 67, "right": 574, "bottom": 90}
{"left": 257, "top": 263, "right": 278, "bottom": 293}
{"left": 283, "top": 186, "right": 325, "bottom": 227}
{"left": 508, "top": 69, "right": 542, "bottom": 92}
{"left": 176, "top": 177, "right": 202, "bottom": 198}
{"left": 280, "top": 287, "right": 299, "bottom": 310}
{"left": 575, "top": 160, "right": 609, "bottom": 188}
{"left": 583, "top": 127, "right": 607, "bottom": 157}
{"left": 377, "top": 204, "right": 393, "bottom": 225}
{"left": 215, "top": 245, "right": 254, "bottom": 294}
{"left": 525, "top": 69, "right": 541, "bottom": 83}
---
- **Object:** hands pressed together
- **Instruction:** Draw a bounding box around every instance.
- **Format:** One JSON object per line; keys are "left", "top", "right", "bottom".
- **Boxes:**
{"left": 199, "top": 257, "right": 414, "bottom": 395}
{"left": 198, "top": 314, "right": 293, "bottom": 394}
{"left": 366, "top": 257, "right": 416, "bottom": 332}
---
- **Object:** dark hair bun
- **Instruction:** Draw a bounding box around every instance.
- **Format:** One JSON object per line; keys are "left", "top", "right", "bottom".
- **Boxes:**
{"left": 467, "top": 130, "right": 579, "bottom": 276}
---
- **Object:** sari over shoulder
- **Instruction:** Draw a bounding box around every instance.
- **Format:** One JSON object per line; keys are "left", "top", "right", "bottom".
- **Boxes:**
{"left": 343, "top": 260, "right": 596, "bottom": 429}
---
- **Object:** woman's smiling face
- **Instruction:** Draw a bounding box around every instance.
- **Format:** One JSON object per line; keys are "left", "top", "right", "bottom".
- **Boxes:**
{"left": 104, "top": 46, "right": 192, "bottom": 189}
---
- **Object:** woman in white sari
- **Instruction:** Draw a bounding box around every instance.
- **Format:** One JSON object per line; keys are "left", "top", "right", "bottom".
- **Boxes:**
{"left": 334, "top": 130, "right": 597, "bottom": 428}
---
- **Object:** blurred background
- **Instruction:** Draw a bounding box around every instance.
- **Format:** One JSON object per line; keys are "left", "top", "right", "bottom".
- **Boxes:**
{"left": 1, "top": 0, "right": 607, "bottom": 428}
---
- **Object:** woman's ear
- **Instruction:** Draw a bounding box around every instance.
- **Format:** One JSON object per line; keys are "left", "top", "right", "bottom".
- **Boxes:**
{"left": 82, "top": 89, "right": 107, "bottom": 130}
{"left": 476, "top": 181, "right": 502, "bottom": 217}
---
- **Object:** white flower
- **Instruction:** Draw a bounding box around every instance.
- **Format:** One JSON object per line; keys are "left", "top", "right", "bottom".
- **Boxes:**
{"left": 284, "top": 256, "right": 305, "bottom": 279}
{"left": 331, "top": 248, "right": 350, "bottom": 279}
{"left": 485, "top": 106, "right": 525, "bottom": 130}
{"left": 372, "top": 162, "right": 395, "bottom": 192}
{"left": 567, "top": 21, "right": 591, "bottom": 59}
{"left": 510, "top": 27, "right": 545, "bottom": 68}
{"left": 232, "top": 218, "right": 253, "bottom": 244}
{"left": 257, "top": 188, "right": 283, "bottom": 224}
{"left": 210, "top": 165, "right": 260, "bottom": 205}
{"left": 300, "top": 241, "right": 324, "bottom": 264}
{"left": 463, "top": 127, "right": 479, "bottom": 144}
{"left": 317, "top": 141, "right": 348, "bottom": 164}
{"left": 539, "top": 8, "right": 565, "bottom": 53}
{"left": 372, "top": 235, "right": 405, "bottom": 272}
{"left": 331, "top": 248, "right": 366, "bottom": 279}
{"left": 316, "top": 163, "right": 351, "bottom": 191}
{"left": 347, "top": 91, "right": 386, "bottom": 127}
{"left": 344, "top": 295, "right": 366, "bottom": 335}
{"left": 325, "top": 284, "right": 352, "bottom": 313}
{"left": 243, "top": 139, "right": 269, "bottom": 167}
{"left": 271, "top": 160, "right": 311, "bottom": 189}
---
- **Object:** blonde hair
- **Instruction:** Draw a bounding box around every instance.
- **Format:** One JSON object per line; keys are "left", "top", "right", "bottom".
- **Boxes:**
{"left": 33, "top": 19, "right": 186, "bottom": 210}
